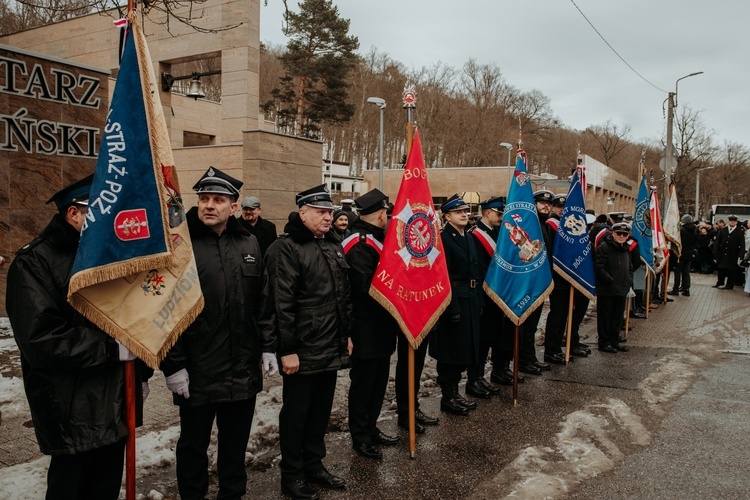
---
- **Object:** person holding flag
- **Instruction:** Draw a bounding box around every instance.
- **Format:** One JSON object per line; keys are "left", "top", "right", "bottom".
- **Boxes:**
{"left": 344, "top": 189, "right": 400, "bottom": 460}
{"left": 6, "top": 175, "right": 146, "bottom": 499}
{"left": 160, "top": 167, "right": 275, "bottom": 500}
{"left": 429, "top": 194, "right": 483, "bottom": 415}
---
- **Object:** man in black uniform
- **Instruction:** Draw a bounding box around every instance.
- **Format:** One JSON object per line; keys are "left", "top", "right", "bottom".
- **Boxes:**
{"left": 467, "top": 196, "right": 513, "bottom": 395}
{"left": 517, "top": 190, "right": 555, "bottom": 375}
{"left": 161, "top": 167, "right": 276, "bottom": 500}
{"left": 430, "top": 194, "right": 483, "bottom": 415}
{"left": 6, "top": 175, "right": 145, "bottom": 499}
{"left": 237, "top": 195, "right": 278, "bottom": 256}
{"left": 344, "top": 189, "right": 400, "bottom": 460}
{"left": 265, "top": 184, "right": 352, "bottom": 500}
{"left": 713, "top": 215, "right": 744, "bottom": 290}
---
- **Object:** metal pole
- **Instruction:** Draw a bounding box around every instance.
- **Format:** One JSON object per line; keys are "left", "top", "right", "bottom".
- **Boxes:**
{"left": 665, "top": 91, "right": 675, "bottom": 207}
{"left": 378, "top": 107, "right": 384, "bottom": 191}
{"left": 695, "top": 169, "right": 700, "bottom": 221}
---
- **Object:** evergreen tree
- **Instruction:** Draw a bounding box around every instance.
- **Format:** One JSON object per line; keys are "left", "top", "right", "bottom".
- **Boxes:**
{"left": 266, "top": 0, "right": 359, "bottom": 138}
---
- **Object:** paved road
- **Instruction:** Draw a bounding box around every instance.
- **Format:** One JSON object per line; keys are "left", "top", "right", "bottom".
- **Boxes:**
{"left": 2, "top": 272, "right": 750, "bottom": 499}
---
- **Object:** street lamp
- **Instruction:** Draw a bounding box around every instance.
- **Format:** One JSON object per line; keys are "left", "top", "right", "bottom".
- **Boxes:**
{"left": 694, "top": 166, "right": 714, "bottom": 220}
{"left": 500, "top": 142, "right": 513, "bottom": 195}
{"left": 367, "top": 97, "right": 386, "bottom": 191}
{"left": 665, "top": 71, "right": 703, "bottom": 200}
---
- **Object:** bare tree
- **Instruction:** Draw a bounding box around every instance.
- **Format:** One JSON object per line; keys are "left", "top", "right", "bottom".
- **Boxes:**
{"left": 585, "top": 120, "right": 631, "bottom": 167}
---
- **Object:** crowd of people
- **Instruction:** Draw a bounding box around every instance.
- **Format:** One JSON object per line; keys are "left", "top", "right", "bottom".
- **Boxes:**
{"left": 5, "top": 171, "right": 750, "bottom": 499}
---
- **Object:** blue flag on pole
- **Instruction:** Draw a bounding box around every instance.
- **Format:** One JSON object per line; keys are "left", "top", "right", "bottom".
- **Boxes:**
{"left": 551, "top": 170, "right": 596, "bottom": 300}
{"left": 483, "top": 149, "right": 553, "bottom": 325}
{"left": 633, "top": 173, "right": 654, "bottom": 272}
{"left": 67, "top": 15, "right": 203, "bottom": 369}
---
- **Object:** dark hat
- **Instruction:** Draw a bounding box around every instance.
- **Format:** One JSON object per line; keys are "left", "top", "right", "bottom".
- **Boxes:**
{"left": 533, "top": 189, "right": 555, "bottom": 203}
{"left": 585, "top": 209, "right": 595, "bottom": 215}
{"left": 608, "top": 212, "right": 625, "bottom": 223}
{"left": 333, "top": 210, "right": 349, "bottom": 222}
{"left": 296, "top": 183, "right": 333, "bottom": 209}
{"left": 595, "top": 214, "right": 609, "bottom": 224}
{"left": 611, "top": 222, "right": 631, "bottom": 233}
{"left": 728, "top": 214, "right": 738, "bottom": 221}
{"left": 46, "top": 174, "right": 94, "bottom": 211}
{"left": 681, "top": 214, "right": 693, "bottom": 223}
{"left": 241, "top": 196, "right": 261, "bottom": 209}
{"left": 192, "top": 166, "right": 242, "bottom": 199}
{"left": 551, "top": 194, "right": 567, "bottom": 207}
{"left": 354, "top": 189, "right": 389, "bottom": 215}
{"left": 442, "top": 194, "right": 469, "bottom": 212}
{"left": 623, "top": 214, "right": 633, "bottom": 222}
{"left": 480, "top": 195, "right": 505, "bottom": 212}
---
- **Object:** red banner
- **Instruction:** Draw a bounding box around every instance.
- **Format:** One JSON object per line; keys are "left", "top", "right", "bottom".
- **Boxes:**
{"left": 369, "top": 131, "right": 451, "bottom": 348}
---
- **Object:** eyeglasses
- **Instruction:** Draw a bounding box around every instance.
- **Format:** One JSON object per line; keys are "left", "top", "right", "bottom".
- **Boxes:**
{"left": 614, "top": 231, "right": 629, "bottom": 237}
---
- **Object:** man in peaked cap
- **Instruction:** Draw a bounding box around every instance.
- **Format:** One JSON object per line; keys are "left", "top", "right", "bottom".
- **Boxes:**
{"left": 468, "top": 196, "right": 521, "bottom": 391}
{"left": 608, "top": 212, "right": 626, "bottom": 225}
{"left": 7, "top": 174, "right": 146, "bottom": 499}
{"left": 162, "top": 166, "right": 275, "bottom": 499}
{"left": 237, "top": 195, "right": 277, "bottom": 256}
{"left": 430, "top": 194, "right": 484, "bottom": 415}
{"left": 713, "top": 214, "right": 745, "bottom": 290}
{"left": 550, "top": 193, "right": 567, "bottom": 219}
{"left": 344, "top": 189, "right": 401, "bottom": 460}
{"left": 594, "top": 221, "right": 633, "bottom": 353}
{"left": 265, "top": 183, "right": 352, "bottom": 498}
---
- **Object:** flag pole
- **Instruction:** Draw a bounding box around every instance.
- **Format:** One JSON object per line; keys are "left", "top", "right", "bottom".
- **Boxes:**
{"left": 624, "top": 297, "right": 631, "bottom": 340}
{"left": 403, "top": 80, "right": 417, "bottom": 459}
{"left": 513, "top": 325, "right": 519, "bottom": 406}
{"left": 645, "top": 272, "right": 651, "bottom": 318}
{"left": 564, "top": 286, "right": 574, "bottom": 363}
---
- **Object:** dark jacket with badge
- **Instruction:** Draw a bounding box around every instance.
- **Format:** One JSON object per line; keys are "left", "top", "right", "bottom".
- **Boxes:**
{"left": 594, "top": 234, "right": 633, "bottom": 297}
{"left": 6, "top": 214, "right": 138, "bottom": 455}
{"left": 265, "top": 214, "right": 352, "bottom": 374}
{"left": 430, "top": 222, "right": 482, "bottom": 365}
{"left": 161, "top": 207, "right": 271, "bottom": 407}
{"left": 344, "top": 218, "right": 398, "bottom": 359}
{"left": 470, "top": 220, "right": 510, "bottom": 344}
{"left": 714, "top": 225, "right": 744, "bottom": 270}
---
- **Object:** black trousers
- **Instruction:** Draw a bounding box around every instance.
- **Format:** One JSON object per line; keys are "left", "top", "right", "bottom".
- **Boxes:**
{"left": 570, "top": 292, "right": 590, "bottom": 347}
{"left": 597, "top": 295, "right": 626, "bottom": 348}
{"left": 467, "top": 337, "right": 492, "bottom": 379}
{"left": 436, "top": 361, "right": 465, "bottom": 389}
{"left": 176, "top": 398, "right": 256, "bottom": 500}
{"left": 348, "top": 356, "right": 391, "bottom": 445}
{"left": 673, "top": 258, "right": 693, "bottom": 291}
{"left": 396, "top": 334, "right": 428, "bottom": 417}
{"left": 717, "top": 267, "right": 738, "bottom": 288}
{"left": 279, "top": 371, "right": 337, "bottom": 481}
{"left": 47, "top": 438, "right": 126, "bottom": 500}
{"left": 544, "top": 287, "right": 569, "bottom": 355}
{"left": 520, "top": 306, "right": 543, "bottom": 365}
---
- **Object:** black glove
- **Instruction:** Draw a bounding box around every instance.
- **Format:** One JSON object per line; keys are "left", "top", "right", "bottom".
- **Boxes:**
{"left": 450, "top": 313, "right": 461, "bottom": 323}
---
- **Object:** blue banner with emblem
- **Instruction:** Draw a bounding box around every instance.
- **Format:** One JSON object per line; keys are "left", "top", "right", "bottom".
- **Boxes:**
{"left": 551, "top": 170, "right": 596, "bottom": 300}
{"left": 632, "top": 173, "right": 654, "bottom": 272}
{"left": 483, "top": 149, "right": 553, "bottom": 325}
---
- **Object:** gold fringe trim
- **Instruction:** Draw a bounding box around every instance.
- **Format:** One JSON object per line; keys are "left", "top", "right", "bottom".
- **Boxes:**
{"left": 483, "top": 280, "right": 554, "bottom": 326}
{"left": 68, "top": 292, "right": 204, "bottom": 371}
{"left": 552, "top": 263, "right": 596, "bottom": 302}
{"left": 68, "top": 252, "right": 173, "bottom": 298}
{"left": 369, "top": 286, "right": 452, "bottom": 351}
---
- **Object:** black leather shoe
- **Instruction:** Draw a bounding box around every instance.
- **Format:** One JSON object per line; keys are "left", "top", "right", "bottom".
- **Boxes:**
{"left": 397, "top": 418, "right": 426, "bottom": 434}
{"left": 667, "top": 289, "right": 679, "bottom": 296}
{"left": 415, "top": 409, "right": 439, "bottom": 426}
{"left": 543, "top": 352, "right": 566, "bottom": 365}
{"left": 282, "top": 479, "right": 319, "bottom": 500}
{"left": 352, "top": 442, "right": 382, "bottom": 460}
{"left": 477, "top": 377, "right": 501, "bottom": 394}
{"left": 455, "top": 393, "right": 478, "bottom": 410}
{"left": 440, "top": 398, "right": 469, "bottom": 416}
{"left": 598, "top": 345, "right": 618, "bottom": 353}
{"left": 534, "top": 360, "right": 552, "bottom": 371}
{"left": 629, "top": 311, "right": 647, "bottom": 319}
{"left": 578, "top": 344, "right": 592, "bottom": 354}
{"left": 571, "top": 346, "right": 589, "bottom": 357}
{"left": 466, "top": 379, "right": 491, "bottom": 399}
{"left": 305, "top": 469, "right": 345, "bottom": 489}
{"left": 519, "top": 363, "right": 543, "bottom": 375}
{"left": 682, "top": 290, "right": 690, "bottom": 296}
{"left": 507, "top": 369, "right": 525, "bottom": 382}
{"left": 616, "top": 345, "right": 629, "bottom": 352}
{"left": 721, "top": 286, "right": 734, "bottom": 290}
{"left": 490, "top": 371, "right": 512, "bottom": 385}
{"left": 372, "top": 430, "right": 400, "bottom": 446}
{"left": 712, "top": 284, "right": 721, "bottom": 288}
{"left": 618, "top": 336, "right": 628, "bottom": 343}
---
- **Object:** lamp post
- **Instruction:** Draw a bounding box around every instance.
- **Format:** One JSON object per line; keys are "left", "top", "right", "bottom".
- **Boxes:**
{"left": 665, "top": 71, "right": 703, "bottom": 201}
{"left": 367, "top": 97, "right": 386, "bottom": 191}
{"left": 500, "top": 142, "right": 513, "bottom": 195}
{"left": 694, "top": 166, "right": 715, "bottom": 220}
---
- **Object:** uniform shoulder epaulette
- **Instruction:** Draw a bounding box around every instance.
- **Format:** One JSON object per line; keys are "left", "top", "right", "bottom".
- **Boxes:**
{"left": 15, "top": 237, "right": 44, "bottom": 256}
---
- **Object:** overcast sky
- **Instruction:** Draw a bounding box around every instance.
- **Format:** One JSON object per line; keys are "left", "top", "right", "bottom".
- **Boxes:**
{"left": 260, "top": 0, "right": 749, "bottom": 149}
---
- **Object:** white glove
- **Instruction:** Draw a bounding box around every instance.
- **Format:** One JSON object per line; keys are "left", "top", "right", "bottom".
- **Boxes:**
{"left": 165, "top": 368, "right": 190, "bottom": 398}
{"left": 627, "top": 287, "right": 636, "bottom": 298}
{"left": 262, "top": 352, "right": 279, "bottom": 379}
{"left": 117, "top": 341, "right": 136, "bottom": 361}
{"left": 142, "top": 382, "right": 150, "bottom": 402}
